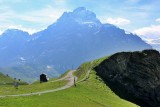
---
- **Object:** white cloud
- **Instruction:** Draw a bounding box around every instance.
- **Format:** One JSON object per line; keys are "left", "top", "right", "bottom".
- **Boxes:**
{"left": 17, "top": 5, "right": 67, "bottom": 24}
{"left": 134, "top": 25, "right": 160, "bottom": 44}
{"left": 104, "top": 17, "right": 131, "bottom": 26}
{"left": 156, "top": 18, "right": 160, "bottom": 22}
{"left": 8, "top": 25, "right": 42, "bottom": 34}
{"left": 12, "top": 5, "right": 66, "bottom": 24}
{"left": 0, "top": 24, "right": 42, "bottom": 35}
{"left": 0, "top": 30, "right": 2, "bottom": 35}
{"left": 0, "top": 5, "right": 68, "bottom": 34}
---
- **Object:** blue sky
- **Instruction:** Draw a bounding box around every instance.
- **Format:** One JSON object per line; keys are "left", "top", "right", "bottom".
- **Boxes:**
{"left": 0, "top": 0, "right": 160, "bottom": 42}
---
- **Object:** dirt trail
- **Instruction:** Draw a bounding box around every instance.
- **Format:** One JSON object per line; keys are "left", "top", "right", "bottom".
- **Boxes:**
{"left": 0, "top": 70, "right": 77, "bottom": 98}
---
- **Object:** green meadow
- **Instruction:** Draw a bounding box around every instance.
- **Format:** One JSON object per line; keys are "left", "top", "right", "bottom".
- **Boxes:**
{"left": 0, "top": 56, "right": 139, "bottom": 107}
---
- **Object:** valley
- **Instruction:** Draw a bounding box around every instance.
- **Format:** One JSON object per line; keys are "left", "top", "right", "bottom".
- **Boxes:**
{"left": 0, "top": 7, "right": 151, "bottom": 82}
{"left": 0, "top": 5, "right": 159, "bottom": 107}
{"left": 0, "top": 49, "right": 159, "bottom": 107}
{"left": 0, "top": 54, "right": 139, "bottom": 107}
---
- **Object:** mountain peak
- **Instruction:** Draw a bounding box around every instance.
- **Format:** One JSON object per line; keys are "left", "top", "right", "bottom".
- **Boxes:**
{"left": 72, "top": 7, "right": 97, "bottom": 22}
{"left": 1, "top": 29, "right": 29, "bottom": 39}
{"left": 73, "top": 7, "right": 87, "bottom": 13}
{"left": 57, "top": 7, "right": 101, "bottom": 25}
{"left": 3, "top": 29, "right": 28, "bottom": 34}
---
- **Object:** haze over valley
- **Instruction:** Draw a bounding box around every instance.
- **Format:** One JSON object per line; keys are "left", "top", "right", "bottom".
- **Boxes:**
{"left": 0, "top": 1, "right": 160, "bottom": 107}
{"left": 0, "top": 7, "right": 152, "bottom": 82}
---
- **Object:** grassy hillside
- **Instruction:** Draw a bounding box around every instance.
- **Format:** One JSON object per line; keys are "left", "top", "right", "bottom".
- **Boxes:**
{"left": 75, "top": 56, "right": 108, "bottom": 81}
{"left": 0, "top": 80, "right": 67, "bottom": 95}
{"left": 0, "top": 72, "right": 14, "bottom": 85}
{"left": 0, "top": 71, "right": 67, "bottom": 95}
{"left": 0, "top": 56, "right": 139, "bottom": 107}
{"left": 0, "top": 64, "right": 60, "bottom": 83}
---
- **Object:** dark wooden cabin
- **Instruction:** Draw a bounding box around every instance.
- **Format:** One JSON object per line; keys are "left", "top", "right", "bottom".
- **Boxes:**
{"left": 40, "top": 73, "right": 48, "bottom": 83}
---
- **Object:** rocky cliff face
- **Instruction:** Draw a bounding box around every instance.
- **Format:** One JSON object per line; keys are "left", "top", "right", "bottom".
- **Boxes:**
{"left": 95, "top": 49, "right": 160, "bottom": 107}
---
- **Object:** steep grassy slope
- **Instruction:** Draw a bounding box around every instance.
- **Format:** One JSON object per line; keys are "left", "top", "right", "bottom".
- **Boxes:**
{"left": 0, "top": 73, "right": 14, "bottom": 85}
{"left": 0, "top": 72, "right": 27, "bottom": 85}
{"left": 0, "top": 57, "right": 139, "bottom": 107}
{"left": 75, "top": 56, "right": 108, "bottom": 81}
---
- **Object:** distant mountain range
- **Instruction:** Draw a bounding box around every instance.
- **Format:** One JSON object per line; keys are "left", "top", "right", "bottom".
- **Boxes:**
{"left": 147, "top": 39, "right": 160, "bottom": 51}
{"left": 0, "top": 7, "right": 152, "bottom": 82}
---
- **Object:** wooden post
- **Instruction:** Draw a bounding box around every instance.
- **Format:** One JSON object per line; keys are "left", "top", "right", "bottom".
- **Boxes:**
{"left": 74, "top": 77, "right": 76, "bottom": 87}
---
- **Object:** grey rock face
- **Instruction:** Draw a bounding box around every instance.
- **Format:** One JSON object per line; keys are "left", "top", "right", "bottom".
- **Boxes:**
{"left": 95, "top": 49, "right": 160, "bottom": 107}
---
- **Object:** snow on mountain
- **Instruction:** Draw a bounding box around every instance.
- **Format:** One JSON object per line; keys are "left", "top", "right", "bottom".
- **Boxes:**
{"left": 0, "top": 7, "right": 152, "bottom": 82}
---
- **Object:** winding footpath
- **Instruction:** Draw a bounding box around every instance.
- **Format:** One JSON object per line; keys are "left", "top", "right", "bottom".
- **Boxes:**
{"left": 0, "top": 70, "right": 77, "bottom": 98}
{"left": 77, "top": 61, "right": 93, "bottom": 83}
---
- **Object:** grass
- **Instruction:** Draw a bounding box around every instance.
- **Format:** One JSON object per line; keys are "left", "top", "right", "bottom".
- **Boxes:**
{"left": 0, "top": 72, "right": 27, "bottom": 85}
{"left": 75, "top": 56, "right": 109, "bottom": 81}
{"left": 0, "top": 71, "right": 69, "bottom": 95}
{"left": 0, "top": 80, "right": 67, "bottom": 95}
{"left": 0, "top": 64, "right": 60, "bottom": 83}
{"left": 0, "top": 56, "right": 139, "bottom": 107}
{"left": 0, "top": 70, "right": 139, "bottom": 107}
{"left": 74, "top": 62, "right": 92, "bottom": 80}
{"left": 48, "top": 70, "right": 70, "bottom": 81}
{"left": 32, "top": 70, "right": 70, "bottom": 84}
{"left": 0, "top": 73, "right": 14, "bottom": 83}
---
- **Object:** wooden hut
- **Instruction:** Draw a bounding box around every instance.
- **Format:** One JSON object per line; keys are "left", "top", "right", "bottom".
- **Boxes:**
{"left": 40, "top": 73, "right": 48, "bottom": 83}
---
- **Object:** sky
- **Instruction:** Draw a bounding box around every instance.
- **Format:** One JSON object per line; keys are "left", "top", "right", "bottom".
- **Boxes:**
{"left": 0, "top": 0, "right": 160, "bottom": 43}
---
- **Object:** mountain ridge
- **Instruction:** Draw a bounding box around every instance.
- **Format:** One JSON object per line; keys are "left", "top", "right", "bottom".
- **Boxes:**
{"left": 0, "top": 7, "right": 152, "bottom": 82}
